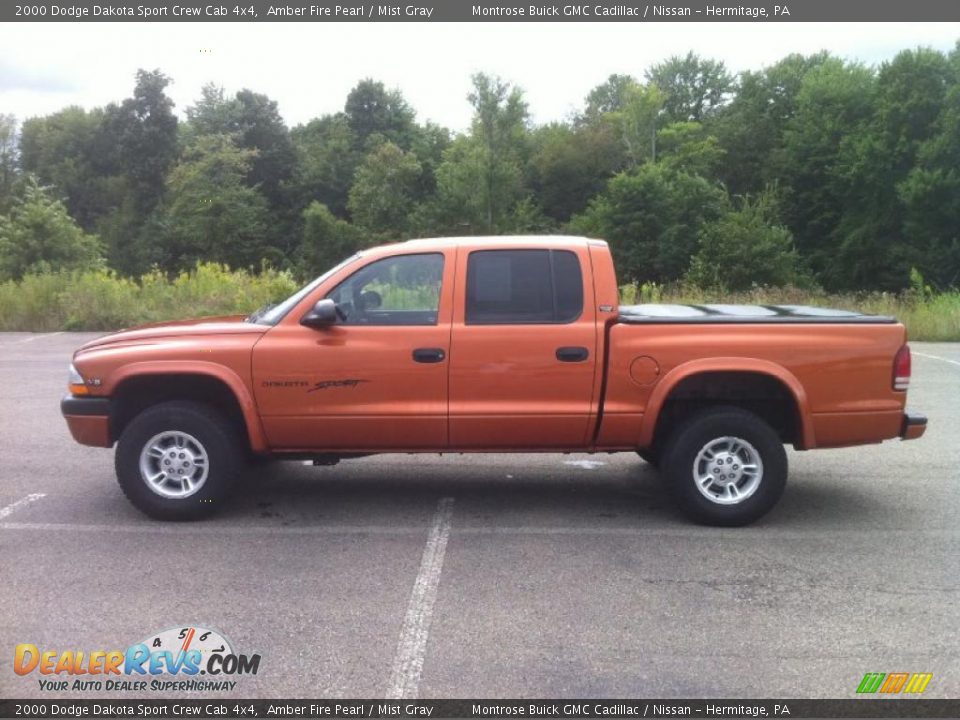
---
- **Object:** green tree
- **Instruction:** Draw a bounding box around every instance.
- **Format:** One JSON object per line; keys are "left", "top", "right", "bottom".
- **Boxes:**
{"left": 0, "top": 177, "right": 103, "bottom": 280}
{"left": 186, "top": 85, "right": 295, "bottom": 207}
{"left": 898, "top": 50, "right": 960, "bottom": 287}
{"left": 344, "top": 79, "right": 417, "bottom": 150}
{"left": 779, "top": 58, "right": 875, "bottom": 281}
{"left": 655, "top": 121, "right": 725, "bottom": 178}
{"left": 529, "top": 121, "right": 622, "bottom": 223}
{"left": 581, "top": 74, "right": 637, "bottom": 121}
{"left": 646, "top": 52, "right": 733, "bottom": 123}
{"left": 569, "top": 163, "right": 725, "bottom": 283}
{"left": 348, "top": 142, "right": 422, "bottom": 236}
{"left": 0, "top": 115, "right": 18, "bottom": 213}
{"left": 422, "top": 137, "right": 495, "bottom": 233}
{"left": 713, "top": 52, "right": 830, "bottom": 195}
{"left": 102, "top": 69, "right": 178, "bottom": 211}
{"left": 898, "top": 165, "right": 960, "bottom": 287}
{"left": 162, "top": 135, "right": 272, "bottom": 270}
{"left": 832, "top": 48, "right": 953, "bottom": 290}
{"left": 687, "top": 191, "right": 802, "bottom": 290}
{"left": 297, "top": 201, "right": 364, "bottom": 278}
{"left": 528, "top": 76, "right": 645, "bottom": 223}
{"left": 18, "top": 106, "right": 118, "bottom": 229}
{"left": 99, "top": 70, "right": 179, "bottom": 274}
{"left": 233, "top": 89, "right": 296, "bottom": 208}
{"left": 425, "top": 74, "right": 531, "bottom": 234}
{"left": 184, "top": 84, "right": 237, "bottom": 137}
{"left": 406, "top": 121, "right": 451, "bottom": 203}
{"left": 612, "top": 81, "right": 665, "bottom": 167}
{"left": 468, "top": 73, "right": 530, "bottom": 231}
{"left": 290, "top": 114, "right": 360, "bottom": 218}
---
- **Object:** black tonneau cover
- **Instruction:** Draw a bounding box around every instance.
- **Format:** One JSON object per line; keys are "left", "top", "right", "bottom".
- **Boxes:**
{"left": 617, "top": 303, "right": 896, "bottom": 324}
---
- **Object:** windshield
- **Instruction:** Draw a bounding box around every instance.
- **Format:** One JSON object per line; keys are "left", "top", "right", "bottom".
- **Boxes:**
{"left": 249, "top": 254, "right": 362, "bottom": 326}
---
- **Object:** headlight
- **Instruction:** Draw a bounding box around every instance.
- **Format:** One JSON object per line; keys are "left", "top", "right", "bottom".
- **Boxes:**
{"left": 68, "top": 363, "right": 88, "bottom": 395}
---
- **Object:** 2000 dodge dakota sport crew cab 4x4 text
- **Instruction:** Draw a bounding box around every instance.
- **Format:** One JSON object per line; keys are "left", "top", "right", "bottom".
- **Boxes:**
{"left": 61, "top": 236, "right": 927, "bottom": 525}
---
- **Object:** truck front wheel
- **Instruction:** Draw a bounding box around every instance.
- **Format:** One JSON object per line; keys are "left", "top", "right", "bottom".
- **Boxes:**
{"left": 661, "top": 406, "right": 787, "bottom": 526}
{"left": 115, "top": 401, "right": 242, "bottom": 520}
{"left": 636, "top": 447, "right": 660, "bottom": 467}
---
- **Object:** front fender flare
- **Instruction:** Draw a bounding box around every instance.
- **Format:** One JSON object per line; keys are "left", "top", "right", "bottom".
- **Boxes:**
{"left": 104, "top": 361, "right": 268, "bottom": 452}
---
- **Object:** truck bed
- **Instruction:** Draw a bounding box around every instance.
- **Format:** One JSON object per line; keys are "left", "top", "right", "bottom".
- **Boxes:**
{"left": 617, "top": 303, "right": 896, "bottom": 324}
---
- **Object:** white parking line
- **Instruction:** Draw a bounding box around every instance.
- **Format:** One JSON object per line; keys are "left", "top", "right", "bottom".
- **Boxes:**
{"left": 0, "top": 493, "right": 46, "bottom": 519}
{"left": 0, "top": 521, "right": 424, "bottom": 536}
{"left": 564, "top": 459, "right": 607, "bottom": 470}
{"left": 7, "top": 332, "right": 65, "bottom": 345}
{"left": 914, "top": 351, "right": 960, "bottom": 367}
{"left": 385, "top": 497, "right": 455, "bottom": 700}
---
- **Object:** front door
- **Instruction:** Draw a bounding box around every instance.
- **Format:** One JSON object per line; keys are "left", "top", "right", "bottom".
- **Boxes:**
{"left": 252, "top": 251, "right": 453, "bottom": 451}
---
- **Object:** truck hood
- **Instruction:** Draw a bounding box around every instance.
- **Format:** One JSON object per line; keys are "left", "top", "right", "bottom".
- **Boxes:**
{"left": 77, "top": 315, "right": 268, "bottom": 351}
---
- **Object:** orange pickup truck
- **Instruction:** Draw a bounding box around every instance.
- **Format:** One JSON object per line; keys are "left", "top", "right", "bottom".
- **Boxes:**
{"left": 61, "top": 236, "right": 926, "bottom": 525}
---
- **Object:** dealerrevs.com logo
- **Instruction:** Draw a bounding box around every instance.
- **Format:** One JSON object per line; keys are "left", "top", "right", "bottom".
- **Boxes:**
{"left": 14, "top": 626, "right": 261, "bottom": 693}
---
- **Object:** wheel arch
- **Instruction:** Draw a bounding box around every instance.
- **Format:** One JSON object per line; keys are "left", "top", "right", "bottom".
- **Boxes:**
{"left": 638, "top": 358, "right": 814, "bottom": 450}
{"left": 106, "top": 362, "right": 268, "bottom": 453}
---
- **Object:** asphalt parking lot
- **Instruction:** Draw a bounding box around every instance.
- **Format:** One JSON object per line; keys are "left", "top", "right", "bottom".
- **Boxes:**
{"left": 1, "top": 332, "right": 957, "bottom": 700}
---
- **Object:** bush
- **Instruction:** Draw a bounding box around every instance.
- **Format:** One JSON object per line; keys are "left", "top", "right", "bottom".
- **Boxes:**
{"left": 569, "top": 163, "right": 726, "bottom": 284}
{"left": 1, "top": 261, "right": 957, "bottom": 341}
{"left": 0, "top": 262, "right": 298, "bottom": 331}
{"left": 0, "top": 177, "right": 104, "bottom": 281}
{"left": 59, "top": 270, "right": 139, "bottom": 330}
{"left": 687, "top": 193, "right": 804, "bottom": 290}
{"left": 0, "top": 272, "right": 66, "bottom": 331}
{"left": 298, "top": 202, "right": 365, "bottom": 279}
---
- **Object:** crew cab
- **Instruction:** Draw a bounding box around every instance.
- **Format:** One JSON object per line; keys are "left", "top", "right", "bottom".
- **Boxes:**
{"left": 61, "top": 236, "right": 927, "bottom": 525}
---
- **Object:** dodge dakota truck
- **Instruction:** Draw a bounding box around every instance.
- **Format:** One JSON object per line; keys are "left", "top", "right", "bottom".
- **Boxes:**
{"left": 61, "top": 236, "right": 927, "bottom": 525}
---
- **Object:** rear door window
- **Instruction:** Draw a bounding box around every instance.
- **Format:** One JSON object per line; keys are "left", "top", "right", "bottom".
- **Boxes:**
{"left": 465, "top": 249, "right": 583, "bottom": 325}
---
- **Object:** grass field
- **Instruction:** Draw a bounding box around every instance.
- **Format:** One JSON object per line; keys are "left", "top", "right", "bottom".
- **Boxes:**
{"left": 0, "top": 264, "right": 298, "bottom": 332}
{"left": 0, "top": 266, "right": 957, "bottom": 340}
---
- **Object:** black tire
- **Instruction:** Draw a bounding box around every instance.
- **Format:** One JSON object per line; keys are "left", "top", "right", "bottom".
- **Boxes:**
{"left": 660, "top": 406, "right": 787, "bottom": 526}
{"left": 637, "top": 447, "right": 660, "bottom": 467}
{"left": 115, "top": 401, "right": 242, "bottom": 520}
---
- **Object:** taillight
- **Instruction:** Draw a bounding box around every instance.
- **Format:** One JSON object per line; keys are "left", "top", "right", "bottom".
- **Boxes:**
{"left": 893, "top": 344, "right": 911, "bottom": 391}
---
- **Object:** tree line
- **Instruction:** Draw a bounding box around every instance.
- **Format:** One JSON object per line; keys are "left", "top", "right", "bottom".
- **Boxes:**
{"left": 1, "top": 44, "right": 959, "bottom": 292}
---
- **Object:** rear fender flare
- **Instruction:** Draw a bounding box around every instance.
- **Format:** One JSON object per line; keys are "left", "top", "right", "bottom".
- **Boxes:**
{"left": 637, "top": 357, "right": 814, "bottom": 450}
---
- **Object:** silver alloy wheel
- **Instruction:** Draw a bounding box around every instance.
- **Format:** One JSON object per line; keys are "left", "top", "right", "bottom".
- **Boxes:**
{"left": 692, "top": 436, "right": 763, "bottom": 505}
{"left": 138, "top": 431, "right": 210, "bottom": 499}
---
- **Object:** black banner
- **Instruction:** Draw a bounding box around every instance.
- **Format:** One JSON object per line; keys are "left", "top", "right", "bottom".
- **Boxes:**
{"left": 4, "top": 0, "right": 960, "bottom": 22}
{"left": 3, "top": 699, "right": 960, "bottom": 719}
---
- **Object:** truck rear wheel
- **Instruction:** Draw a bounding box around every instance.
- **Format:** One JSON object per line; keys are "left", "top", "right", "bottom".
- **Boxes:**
{"left": 115, "top": 401, "right": 242, "bottom": 520}
{"left": 660, "top": 406, "right": 787, "bottom": 526}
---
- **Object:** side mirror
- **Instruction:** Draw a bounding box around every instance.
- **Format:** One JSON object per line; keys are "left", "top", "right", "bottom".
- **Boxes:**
{"left": 301, "top": 299, "right": 340, "bottom": 329}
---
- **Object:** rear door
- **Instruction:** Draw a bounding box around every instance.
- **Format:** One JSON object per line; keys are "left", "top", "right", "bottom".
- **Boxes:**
{"left": 448, "top": 245, "right": 598, "bottom": 449}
